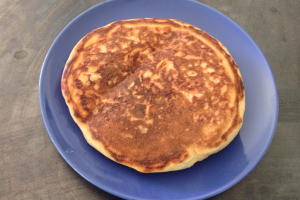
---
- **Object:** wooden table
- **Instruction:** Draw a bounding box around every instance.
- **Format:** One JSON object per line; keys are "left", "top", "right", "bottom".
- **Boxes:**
{"left": 1, "top": 0, "right": 299, "bottom": 199}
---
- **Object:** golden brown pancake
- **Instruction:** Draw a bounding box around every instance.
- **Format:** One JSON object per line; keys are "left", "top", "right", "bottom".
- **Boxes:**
{"left": 61, "top": 18, "right": 245, "bottom": 173}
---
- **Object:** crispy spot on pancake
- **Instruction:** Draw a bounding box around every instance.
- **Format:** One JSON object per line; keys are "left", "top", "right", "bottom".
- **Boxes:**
{"left": 61, "top": 18, "right": 245, "bottom": 173}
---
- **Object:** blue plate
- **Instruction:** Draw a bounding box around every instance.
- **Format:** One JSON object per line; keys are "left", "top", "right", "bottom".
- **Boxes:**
{"left": 39, "top": 0, "right": 279, "bottom": 199}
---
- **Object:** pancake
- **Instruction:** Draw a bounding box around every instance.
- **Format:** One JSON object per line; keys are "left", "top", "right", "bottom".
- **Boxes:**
{"left": 61, "top": 18, "right": 245, "bottom": 173}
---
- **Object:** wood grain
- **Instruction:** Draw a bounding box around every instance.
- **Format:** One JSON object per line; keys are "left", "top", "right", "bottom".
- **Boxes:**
{"left": 0, "top": 0, "right": 299, "bottom": 199}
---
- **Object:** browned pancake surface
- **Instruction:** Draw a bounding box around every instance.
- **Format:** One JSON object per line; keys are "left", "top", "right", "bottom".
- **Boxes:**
{"left": 61, "top": 18, "right": 245, "bottom": 173}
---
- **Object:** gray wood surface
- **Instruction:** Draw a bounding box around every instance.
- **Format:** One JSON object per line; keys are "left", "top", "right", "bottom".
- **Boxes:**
{"left": 0, "top": 0, "right": 299, "bottom": 199}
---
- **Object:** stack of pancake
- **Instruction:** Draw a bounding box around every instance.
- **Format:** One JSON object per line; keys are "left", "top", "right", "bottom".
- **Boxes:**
{"left": 61, "top": 18, "right": 245, "bottom": 173}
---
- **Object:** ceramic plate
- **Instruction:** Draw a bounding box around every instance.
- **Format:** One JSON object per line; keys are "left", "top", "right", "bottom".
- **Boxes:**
{"left": 39, "top": 0, "right": 279, "bottom": 199}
